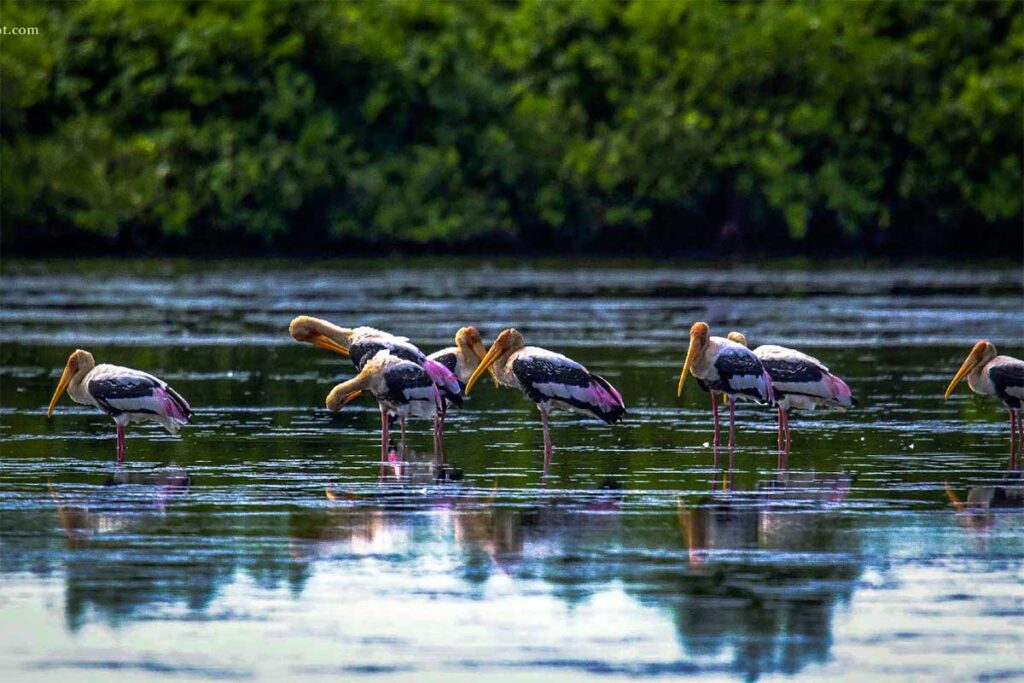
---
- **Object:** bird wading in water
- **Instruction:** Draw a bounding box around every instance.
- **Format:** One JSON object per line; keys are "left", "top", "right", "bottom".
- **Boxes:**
{"left": 677, "top": 322, "right": 774, "bottom": 449}
{"left": 463, "top": 328, "right": 625, "bottom": 474}
{"left": 944, "top": 340, "right": 1024, "bottom": 469}
{"left": 47, "top": 349, "right": 192, "bottom": 464}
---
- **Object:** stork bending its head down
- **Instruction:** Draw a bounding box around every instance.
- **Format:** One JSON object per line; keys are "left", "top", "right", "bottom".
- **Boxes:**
{"left": 326, "top": 350, "right": 443, "bottom": 458}
{"left": 47, "top": 349, "right": 192, "bottom": 464}
{"left": 290, "top": 316, "right": 462, "bottom": 456}
{"left": 463, "top": 328, "right": 625, "bottom": 474}
{"left": 678, "top": 322, "right": 773, "bottom": 449}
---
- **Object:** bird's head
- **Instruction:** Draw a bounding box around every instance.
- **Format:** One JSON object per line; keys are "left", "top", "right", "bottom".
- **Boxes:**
{"left": 944, "top": 340, "right": 997, "bottom": 399}
{"left": 456, "top": 326, "right": 499, "bottom": 386}
{"left": 455, "top": 326, "right": 486, "bottom": 358}
{"left": 464, "top": 328, "right": 524, "bottom": 395}
{"left": 678, "top": 322, "right": 710, "bottom": 397}
{"left": 726, "top": 331, "right": 748, "bottom": 348}
{"left": 47, "top": 349, "right": 95, "bottom": 418}
{"left": 325, "top": 384, "right": 363, "bottom": 412}
{"left": 289, "top": 316, "right": 350, "bottom": 356}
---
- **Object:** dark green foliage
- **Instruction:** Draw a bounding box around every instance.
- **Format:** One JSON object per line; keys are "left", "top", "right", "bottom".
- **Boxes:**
{"left": 2, "top": 0, "right": 1020, "bottom": 254}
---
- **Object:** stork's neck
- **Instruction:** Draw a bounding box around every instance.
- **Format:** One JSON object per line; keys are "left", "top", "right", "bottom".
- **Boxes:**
{"left": 489, "top": 351, "right": 520, "bottom": 388}
{"left": 966, "top": 360, "right": 995, "bottom": 396}
{"left": 455, "top": 345, "right": 481, "bottom": 381}
{"left": 66, "top": 366, "right": 95, "bottom": 406}
{"left": 692, "top": 337, "right": 727, "bottom": 377}
{"left": 321, "top": 323, "right": 358, "bottom": 348}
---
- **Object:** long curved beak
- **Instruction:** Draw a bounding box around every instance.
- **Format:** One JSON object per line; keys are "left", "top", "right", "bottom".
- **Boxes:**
{"left": 944, "top": 349, "right": 981, "bottom": 399}
{"left": 47, "top": 363, "right": 74, "bottom": 418}
{"left": 465, "top": 343, "right": 505, "bottom": 396}
{"left": 473, "top": 341, "right": 500, "bottom": 388}
{"left": 677, "top": 340, "right": 700, "bottom": 397}
{"left": 310, "top": 333, "right": 350, "bottom": 357}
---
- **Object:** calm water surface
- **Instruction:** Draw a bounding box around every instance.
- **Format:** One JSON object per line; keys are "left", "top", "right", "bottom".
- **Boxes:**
{"left": 1, "top": 259, "right": 1023, "bottom": 682}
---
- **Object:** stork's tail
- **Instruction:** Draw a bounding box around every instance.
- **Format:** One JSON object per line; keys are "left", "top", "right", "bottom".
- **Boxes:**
{"left": 587, "top": 373, "right": 626, "bottom": 424}
{"left": 423, "top": 359, "right": 463, "bottom": 407}
{"left": 762, "top": 370, "right": 776, "bottom": 406}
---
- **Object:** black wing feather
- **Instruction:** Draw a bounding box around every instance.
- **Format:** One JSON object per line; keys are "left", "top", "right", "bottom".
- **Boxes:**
{"left": 990, "top": 361, "right": 1024, "bottom": 408}
{"left": 383, "top": 364, "right": 434, "bottom": 405}
{"left": 760, "top": 357, "right": 824, "bottom": 385}
{"left": 512, "top": 356, "right": 589, "bottom": 404}
{"left": 350, "top": 340, "right": 425, "bottom": 369}
{"left": 430, "top": 350, "right": 458, "bottom": 374}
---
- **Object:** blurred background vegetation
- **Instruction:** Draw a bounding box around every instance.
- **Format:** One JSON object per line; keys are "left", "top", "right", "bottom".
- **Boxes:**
{"left": 1, "top": 0, "right": 1021, "bottom": 256}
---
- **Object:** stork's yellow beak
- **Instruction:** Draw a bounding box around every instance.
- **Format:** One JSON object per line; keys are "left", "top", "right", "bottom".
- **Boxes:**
{"left": 472, "top": 340, "right": 500, "bottom": 388}
{"left": 310, "top": 333, "right": 350, "bottom": 357}
{"left": 47, "top": 363, "right": 75, "bottom": 418}
{"left": 944, "top": 347, "right": 984, "bottom": 399}
{"left": 465, "top": 341, "right": 505, "bottom": 396}
{"left": 677, "top": 340, "right": 700, "bottom": 398}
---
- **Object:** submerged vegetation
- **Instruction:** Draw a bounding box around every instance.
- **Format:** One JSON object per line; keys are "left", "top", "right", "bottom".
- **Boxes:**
{"left": 2, "top": 0, "right": 1021, "bottom": 255}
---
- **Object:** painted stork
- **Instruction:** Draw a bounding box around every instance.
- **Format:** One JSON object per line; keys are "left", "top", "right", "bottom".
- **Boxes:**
{"left": 289, "top": 316, "right": 462, "bottom": 452}
{"left": 727, "top": 332, "right": 855, "bottom": 460}
{"left": 463, "top": 328, "right": 625, "bottom": 473}
{"left": 677, "top": 322, "right": 773, "bottom": 449}
{"left": 944, "top": 340, "right": 1024, "bottom": 468}
{"left": 325, "top": 350, "right": 443, "bottom": 458}
{"left": 46, "top": 349, "right": 192, "bottom": 464}
{"left": 427, "top": 326, "right": 495, "bottom": 444}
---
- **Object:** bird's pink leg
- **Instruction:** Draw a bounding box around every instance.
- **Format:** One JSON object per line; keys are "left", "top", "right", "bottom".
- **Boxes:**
{"left": 540, "top": 406, "right": 553, "bottom": 476}
{"left": 116, "top": 423, "right": 126, "bottom": 465}
{"left": 777, "top": 406, "right": 784, "bottom": 454}
{"left": 784, "top": 409, "right": 792, "bottom": 455}
{"left": 438, "top": 410, "right": 447, "bottom": 463}
{"left": 727, "top": 397, "right": 736, "bottom": 449}
{"left": 379, "top": 405, "right": 390, "bottom": 462}
{"left": 1016, "top": 410, "right": 1023, "bottom": 470}
{"left": 1017, "top": 410, "right": 1023, "bottom": 470}
{"left": 711, "top": 392, "right": 720, "bottom": 447}
{"left": 1010, "top": 409, "right": 1020, "bottom": 470}
{"left": 400, "top": 416, "right": 407, "bottom": 456}
{"left": 1008, "top": 410, "right": 1015, "bottom": 469}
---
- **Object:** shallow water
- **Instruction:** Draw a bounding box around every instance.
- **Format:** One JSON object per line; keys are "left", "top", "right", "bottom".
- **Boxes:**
{"left": 1, "top": 259, "right": 1023, "bottom": 682}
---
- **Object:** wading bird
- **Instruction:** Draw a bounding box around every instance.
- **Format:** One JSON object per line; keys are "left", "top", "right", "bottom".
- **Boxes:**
{"left": 289, "top": 316, "right": 462, "bottom": 452}
{"left": 326, "top": 350, "right": 443, "bottom": 458}
{"left": 47, "top": 349, "right": 192, "bottom": 464}
{"left": 677, "top": 322, "right": 773, "bottom": 449}
{"left": 427, "top": 326, "right": 493, "bottom": 442}
{"left": 463, "top": 328, "right": 625, "bottom": 473}
{"left": 727, "top": 332, "right": 855, "bottom": 461}
{"left": 944, "top": 340, "right": 1024, "bottom": 468}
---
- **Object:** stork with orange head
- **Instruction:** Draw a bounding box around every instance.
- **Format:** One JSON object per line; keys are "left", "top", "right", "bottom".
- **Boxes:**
{"left": 944, "top": 340, "right": 1024, "bottom": 468}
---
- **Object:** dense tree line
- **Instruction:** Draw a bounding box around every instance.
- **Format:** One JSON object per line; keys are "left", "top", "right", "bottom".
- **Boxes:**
{"left": 2, "top": 0, "right": 1020, "bottom": 256}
